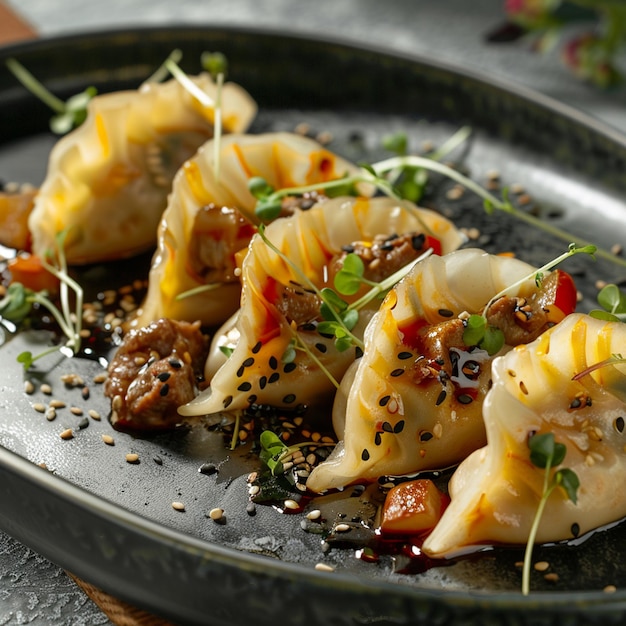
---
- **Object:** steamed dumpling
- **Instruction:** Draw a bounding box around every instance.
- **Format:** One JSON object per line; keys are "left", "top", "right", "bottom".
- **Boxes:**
{"left": 423, "top": 313, "right": 626, "bottom": 558}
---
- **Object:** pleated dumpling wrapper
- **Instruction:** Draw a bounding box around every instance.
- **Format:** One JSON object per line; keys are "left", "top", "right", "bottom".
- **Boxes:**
{"left": 134, "top": 132, "right": 364, "bottom": 329}
{"left": 28, "top": 73, "right": 257, "bottom": 265}
{"left": 179, "top": 195, "right": 464, "bottom": 418}
{"left": 306, "top": 249, "right": 578, "bottom": 493}
{"left": 423, "top": 313, "right": 626, "bottom": 558}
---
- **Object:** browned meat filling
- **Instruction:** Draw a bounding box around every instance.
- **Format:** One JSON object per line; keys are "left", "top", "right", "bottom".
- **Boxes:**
{"left": 275, "top": 283, "right": 322, "bottom": 326}
{"left": 105, "top": 318, "right": 208, "bottom": 430}
{"left": 186, "top": 204, "right": 257, "bottom": 283}
{"left": 485, "top": 270, "right": 562, "bottom": 346}
{"left": 279, "top": 191, "right": 328, "bottom": 217}
{"left": 334, "top": 232, "right": 432, "bottom": 284}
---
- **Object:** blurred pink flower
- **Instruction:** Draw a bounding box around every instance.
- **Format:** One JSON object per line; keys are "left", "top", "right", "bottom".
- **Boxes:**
{"left": 562, "top": 33, "right": 619, "bottom": 87}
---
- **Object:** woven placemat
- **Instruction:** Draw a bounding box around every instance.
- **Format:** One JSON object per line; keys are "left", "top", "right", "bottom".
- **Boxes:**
{"left": 68, "top": 572, "right": 177, "bottom": 626}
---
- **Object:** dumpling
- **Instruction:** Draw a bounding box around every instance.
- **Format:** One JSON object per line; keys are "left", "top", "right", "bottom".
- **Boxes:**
{"left": 423, "top": 313, "right": 626, "bottom": 558}
{"left": 306, "top": 249, "right": 578, "bottom": 493}
{"left": 178, "top": 195, "right": 464, "bottom": 418}
{"left": 133, "top": 132, "right": 364, "bottom": 329}
{"left": 28, "top": 74, "right": 257, "bottom": 264}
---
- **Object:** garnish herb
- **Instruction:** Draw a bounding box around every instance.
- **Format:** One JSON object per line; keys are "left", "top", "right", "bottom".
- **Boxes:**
{"left": 256, "top": 225, "right": 433, "bottom": 363}
{"left": 201, "top": 52, "right": 228, "bottom": 183}
{"left": 463, "top": 243, "right": 596, "bottom": 355}
{"left": 382, "top": 125, "right": 472, "bottom": 202}
{"left": 259, "top": 430, "right": 334, "bottom": 476}
{"left": 522, "top": 432, "right": 579, "bottom": 596}
{"left": 6, "top": 58, "right": 97, "bottom": 134}
{"left": 0, "top": 232, "right": 84, "bottom": 370}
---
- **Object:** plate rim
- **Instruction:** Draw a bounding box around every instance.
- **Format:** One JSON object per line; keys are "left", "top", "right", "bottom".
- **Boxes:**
{"left": 1, "top": 23, "right": 626, "bottom": 622}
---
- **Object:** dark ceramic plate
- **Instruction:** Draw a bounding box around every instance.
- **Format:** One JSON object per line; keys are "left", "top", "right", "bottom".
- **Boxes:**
{"left": 1, "top": 27, "right": 626, "bottom": 626}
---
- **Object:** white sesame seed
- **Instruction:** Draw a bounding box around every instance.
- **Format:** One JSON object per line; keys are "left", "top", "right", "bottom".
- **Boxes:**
{"left": 23, "top": 380, "right": 35, "bottom": 395}
{"left": 283, "top": 499, "right": 299, "bottom": 510}
{"left": 101, "top": 434, "right": 115, "bottom": 446}
{"left": 32, "top": 403, "right": 46, "bottom": 413}
{"left": 335, "top": 523, "right": 351, "bottom": 533}
{"left": 314, "top": 563, "right": 335, "bottom": 572}
{"left": 70, "top": 406, "right": 84, "bottom": 416}
{"left": 125, "top": 453, "right": 139, "bottom": 463}
{"left": 172, "top": 501, "right": 185, "bottom": 512}
{"left": 60, "top": 428, "right": 74, "bottom": 440}
{"left": 306, "top": 509, "right": 322, "bottom": 521}
{"left": 209, "top": 507, "right": 224, "bottom": 521}
{"left": 534, "top": 561, "right": 550, "bottom": 572}
{"left": 88, "top": 409, "right": 101, "bottom": 421}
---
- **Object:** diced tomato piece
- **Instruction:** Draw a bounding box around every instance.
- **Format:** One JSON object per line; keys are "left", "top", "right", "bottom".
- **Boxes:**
{"left": 424, "top": 235, "right": 442, "bottom": 256}
{"left": 552, "top": 269, "right": 578, "bottom": 317}
{"left": 380, "top": 479, "right": 448, "bottom": 535}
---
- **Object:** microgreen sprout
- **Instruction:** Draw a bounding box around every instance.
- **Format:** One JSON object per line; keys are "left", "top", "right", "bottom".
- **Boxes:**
{"left": 142, "top": 49, "right": 183, "bottom": 84}
{"left": 256, "top": 225, "right": 364, "bottom": 353}
{"left": 590, "top": 283, "right": 626, "bottom": 322}
{"left": 259, "top": 430, "right": 334, "bottom": 476}
{"left": 522, "top": 432, "right": 579, "bottom": 596}
{"left": 0, "top": 232, "right": 84, "bottom": 370}
{"left": 463, "top": 244, "right": 596, "bottom": 355}
{"left": 381, "top": 126, "right": 472, "bottom": 202}
{"left": 6, "top": 57, "right": 97, "bottom": 134}
{"left": 202, "top": 51, "right": 228, "bottom": 183}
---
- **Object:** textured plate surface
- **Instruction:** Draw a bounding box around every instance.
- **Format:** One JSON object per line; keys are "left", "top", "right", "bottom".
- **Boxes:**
{"left": 1, "top": 26, "right": 626, "bottom": 626}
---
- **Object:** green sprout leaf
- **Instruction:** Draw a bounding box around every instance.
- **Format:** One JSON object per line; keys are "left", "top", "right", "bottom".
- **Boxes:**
{"left": 334, "top": 253, "right": 366, "bottom": 296}
{"left": 522, "top": 432, "right": 579, "bottom": 596}
{"left": 7, "top": 57, "right": 97, "bottom": 134}
{"left": 201, "top": 51, "right": 228, "bottom": 79}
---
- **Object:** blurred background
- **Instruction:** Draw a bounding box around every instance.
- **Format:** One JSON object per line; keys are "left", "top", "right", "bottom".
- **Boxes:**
{"left": 0, "top": 1, "right": 625, "bottom": 624}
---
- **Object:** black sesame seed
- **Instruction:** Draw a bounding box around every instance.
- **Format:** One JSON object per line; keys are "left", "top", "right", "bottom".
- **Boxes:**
{"left": 247, "top": 394, "right": 257, "bottom": 405}
{"left": 569, "top": 398, "right": 581, "bottom": 409}
{"left": 361, "top": 449, "right": 370, "bottom": 461}
{"left": 223, "top": 395, "right": 233, "bottom": 408}
{"left": 436, "top": 389, "right": 447, "bottom": 406}
{"left": 160, "top": 383, "right": 170, "bottom": 397}
{"left": 259, "top": 376, "right": 267, "bottom": 389}
{"left": 382, "top": 422, "right": 393, "bottom": 433}
{"left": 342, "top": 244, "right": 355, "bottom": 253}
{"left": 242, "top": 357, "right": 255, "bottom": 368}
{"left": 252, "top": 341, "right": 262, "bottom": 354}
{"left": 168, "top": 359, "right": 182, "bottom": 369}
{"left": 411, "top": 233, "right": 426, "bottom": 250}
{"left": 438, "top": 308, "right": 454, "bottom": 318}
{"left": 390, "top": 368, "right": 404, "bottom": 377}
{"left": 374, "top": 432, "right": 382, "bottom": 446}
{"left": 420, "top": 431, "right": 433, "bottom": 442}
{"left": 269, "top": 356, "right": 278, "bottom": 370}
{"left": 379, "top": 395, "right": 391, "bottom": 407}
{"left": 385, "top": 233, "right": 399, "bottom": 242}
{"left": 616, "top": 416, "right": 625, "bottom": 433}
{"left": 457, "top": 393, "right": 473, "bottom": 404}
{"left": 78, "top": 417, "right": 89, "bottom": 430}
{"left": 283, "top": 393, "right": 296, "bottom": 404}
{"left": 571, "top": 522, "right": 580, "bottom": 538}
{"left": 355, "top": 346, "right": 364, "bottom": 359}
{"left": 268, "top": 372, "right": 280, "bottom": 384}
{"left": 153, "top": 456, "right": 163, "bottom": 465}
{"left": 283, "top": 362, "right": 297, "bottom": 373}
{"left": 393, "top": 420, "right": 405, "bottom": 434}
{"left": 380, "top": 243, "right": 394, "bottom": 251}
{"left": 236, "top": 365, "right": 245, "bottom": 377}
{"left": 238, "top": 382, "right": 252, "bottom": 392}
{"left": 157, "top": 372, "right": 171, "bottom": 382}
{"left": 302, "top": 322, "right": 317, "bottom": 331}
{"left": 398, "top": 351, "right": 413, "bottom": 360}
{"left": 315, "top": 343, "right": 328, "bottom": 353}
